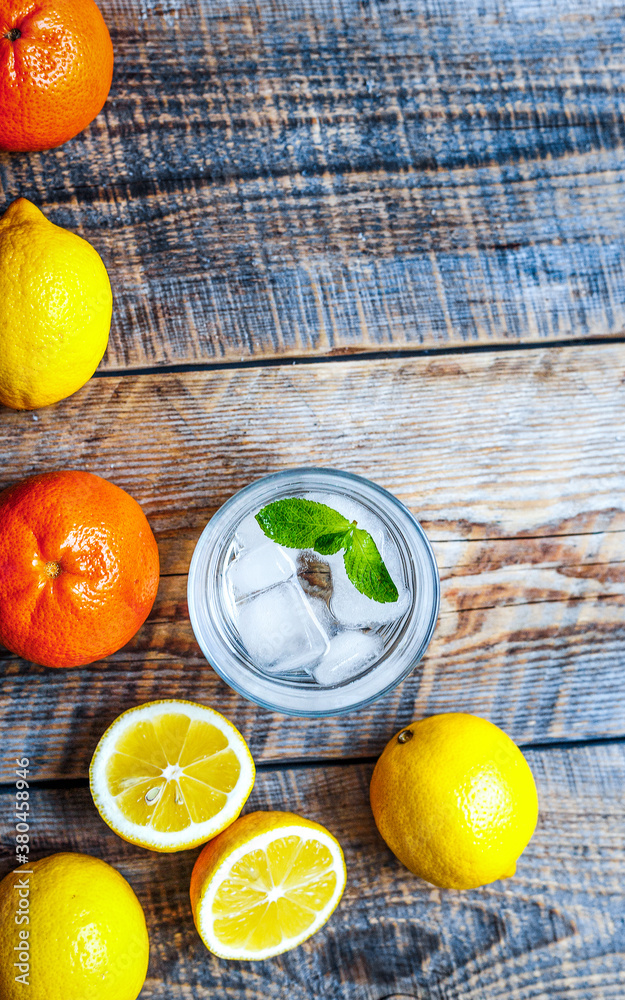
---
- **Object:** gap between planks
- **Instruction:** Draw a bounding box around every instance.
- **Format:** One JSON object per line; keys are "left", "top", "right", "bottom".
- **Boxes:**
{"left": 92, "top": 333, "right": 625, "bottom": 379}
{"left": 3, "top": 734, "right": 625, "bottom": 795}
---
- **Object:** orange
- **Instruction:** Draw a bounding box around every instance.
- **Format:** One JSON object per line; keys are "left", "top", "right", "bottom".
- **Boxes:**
{"left": 0, "top": 0, "right": 114, "bottom": 152}
{"left": 0, "top": 470, "right": 159, "bottom": 668}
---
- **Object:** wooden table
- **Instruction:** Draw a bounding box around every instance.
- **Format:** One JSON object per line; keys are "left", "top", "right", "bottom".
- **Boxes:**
{"left": 1, "top": 0, "right": 625, "bottom": 996}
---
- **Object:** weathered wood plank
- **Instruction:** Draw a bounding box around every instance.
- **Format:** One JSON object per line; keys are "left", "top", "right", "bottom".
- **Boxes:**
{"left": 1, "top": 346, "right": 624, "bottom": 777}
{"left": 2, "top": 344, "right": 625, "bottom": 540}
{"left": 1, "top": 744, "right": 624, "bottom": 998}
{"left": 2, "top": 0, "right": 625, "bottom": 364}
{"left": 2, "top": 579, "right": 624, "bottom": 779}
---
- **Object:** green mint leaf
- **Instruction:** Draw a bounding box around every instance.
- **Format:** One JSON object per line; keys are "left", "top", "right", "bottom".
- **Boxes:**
{"left": 256, "top": 498, "right": 351, "bottom": 549}
{"left": 313, "top": 531, "right": 350, "bottom": 555}
{"left": 343, "top": 527, "right": 399, "bottom": 603}
{"left": 255, "top": 497, "right": 400, "bottom": 604}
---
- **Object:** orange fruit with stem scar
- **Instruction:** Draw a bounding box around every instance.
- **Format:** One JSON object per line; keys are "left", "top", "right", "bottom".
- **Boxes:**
{"left": 0, "top": 470, "right": 159, "bottom": 668}
{"left": 0, "top": 0, "right": 114, "bottom": 152}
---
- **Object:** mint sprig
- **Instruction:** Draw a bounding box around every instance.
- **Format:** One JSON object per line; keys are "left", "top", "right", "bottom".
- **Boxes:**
{"left": 255, "top": 498, "right": 399, "bottom": 604}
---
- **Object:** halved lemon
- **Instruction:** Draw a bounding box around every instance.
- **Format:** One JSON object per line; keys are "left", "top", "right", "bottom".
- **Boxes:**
{"left": 89, "top": 700, "right": 255, "bottom": 852}
{"left": 190, "top": 810, "right": 346, "bottom": 960}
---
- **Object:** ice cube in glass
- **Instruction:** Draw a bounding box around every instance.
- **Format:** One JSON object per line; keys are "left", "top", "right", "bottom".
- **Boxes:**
{"left": 233, "top": 512, "right": 268, "bottom": 553}
{"left": 234, "top": 581, "right": 329, "bottom": 674}
{"left": 312, "top": 630, "right": 384, "bottom": 687}
{"left": 328, "top": 549, "right": 410, "bottom": 628}
{"left": 226, "top": 543, "right": 295, "bottom": 601}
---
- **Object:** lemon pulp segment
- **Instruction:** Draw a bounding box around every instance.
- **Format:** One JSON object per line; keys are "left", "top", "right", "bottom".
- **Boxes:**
{"left": 212, "top": 834, "right": 338, "bottom": 952}
{"left": 104, "top": 713, "right": 242, "bottom": 833}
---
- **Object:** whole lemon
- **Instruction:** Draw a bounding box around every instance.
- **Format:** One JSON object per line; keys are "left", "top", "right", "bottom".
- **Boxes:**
{"left": 370, "top": 713, "right": 538, "bottom": 889}
{"left": 0, "top": 853, "right": 149, "bottom": 1000}
{"left": 0, "top": 198, "right": 112, "bottom": 409}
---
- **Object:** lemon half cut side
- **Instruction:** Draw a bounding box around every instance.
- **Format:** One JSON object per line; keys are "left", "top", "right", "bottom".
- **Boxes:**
{"left": 190, "top": 810, "right": 347, "bottom": 960}
{"left": 90, "top": 700, "right": 255, "bottom": 852}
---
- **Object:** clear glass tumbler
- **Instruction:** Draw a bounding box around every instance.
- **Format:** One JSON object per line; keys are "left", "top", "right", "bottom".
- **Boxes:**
{"left": 187, "top": 468, "right": 439, "bottom": 717}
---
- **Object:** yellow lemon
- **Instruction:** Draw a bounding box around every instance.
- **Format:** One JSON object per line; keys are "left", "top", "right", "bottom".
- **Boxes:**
{"left": 370, "top": 713, "right": 539, "bottom": 889}
{"left": 0, "top": 198, "right": 112, "bottom": 410}
{"left": 0, "top": 852, "right": 149, "bottom": 1000}
{"left": 90, "top": 700, "right": 255, "bottom": 852}
{"left": 190, "top": 810, "right": 346, "bottom": 960}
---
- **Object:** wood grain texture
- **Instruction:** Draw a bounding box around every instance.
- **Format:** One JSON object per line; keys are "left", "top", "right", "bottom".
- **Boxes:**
{"left": 1, "top": 0, "right": 625, "bottom": 364}
{"left": 2, "top": 344, "right": 625, "bottom": 541}
{"left": 1, "top": 345, "right": 624, "bottom": 777}
{"left": 1, "top": 744, "right": 624, "bottom": 998}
